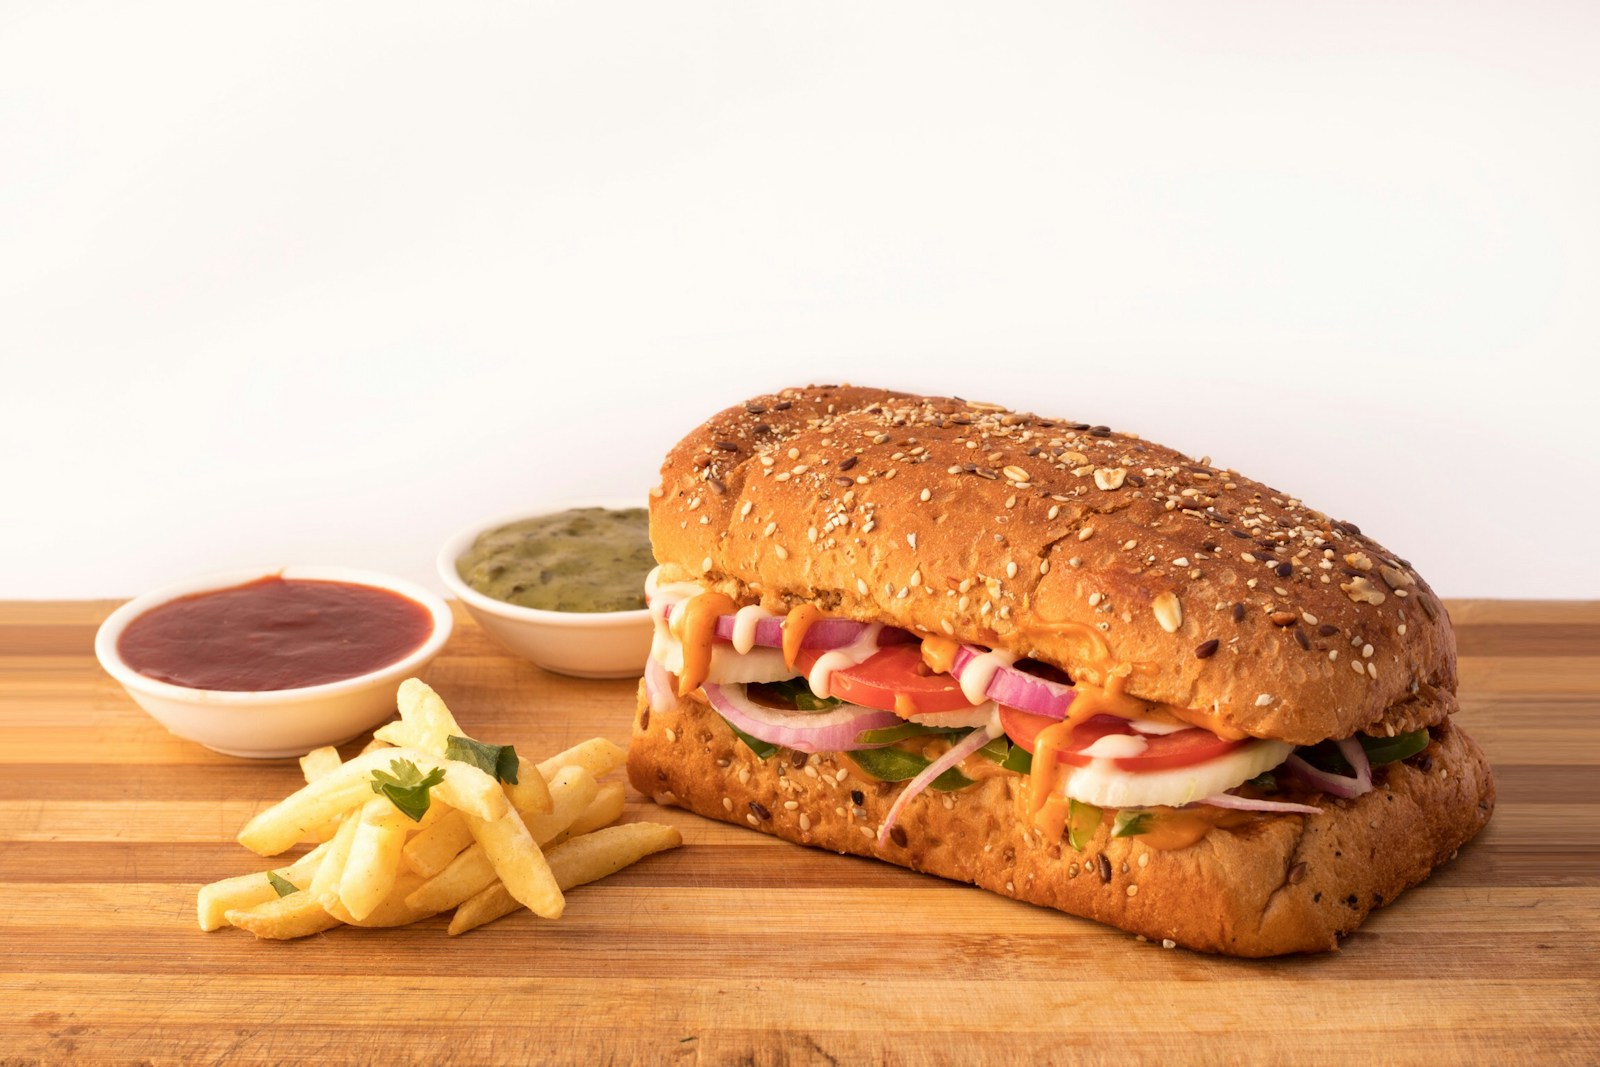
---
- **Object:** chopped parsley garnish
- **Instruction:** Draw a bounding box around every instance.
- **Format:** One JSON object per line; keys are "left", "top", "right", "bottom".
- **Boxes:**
{"left": 445, "top": 734, "right": 521, "bottom": 784}
{"left": 266, "top": 871, "right": 299, "bottom": 898}
{"left": 369, "top": 758, "right": 447, "bottom": 822}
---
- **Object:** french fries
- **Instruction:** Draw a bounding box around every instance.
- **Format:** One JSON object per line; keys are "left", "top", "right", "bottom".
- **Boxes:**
{"left": 338, "top": 798, "right": 411, "bottom": 920}
{"left": 199, "top": 678, "right": 680, "bottom": 941}
{"left": 402, "top": 809, "right": 475, "bottom": 878}
{"left": 448, "top": 823, "right": 683, "bottom": 936}
{"left": 536, "top": 737, "right": 627, "bottom": 782}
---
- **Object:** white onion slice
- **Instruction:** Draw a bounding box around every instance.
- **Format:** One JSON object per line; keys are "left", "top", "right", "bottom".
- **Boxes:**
{"left": 905, "top": 703, "right": 998, "bottom": 729}
{"left": 664, "top": 645, "right": 795, "bottom": 687}
{"left": 1196, "top": 792, "right": 1322, "bottom": 815}
{"left": 949, "top": 645, "right": 1078, "bottom": 719}
{"left": 1062, "top": 739, "right": 1294, "bottom": 809}
{"left": 643, "top": 656, "right": 676, "bottom": 714}
{"left": 701, "top": 682, "right": 900, "bottom": 754}
{"left": 877, "top": 713, "right": 1004, "bottom": 846}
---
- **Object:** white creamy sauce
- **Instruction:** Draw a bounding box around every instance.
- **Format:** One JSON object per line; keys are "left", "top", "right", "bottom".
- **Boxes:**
{"left": 1127, "top": 719, "right": 1191, "bottom": 736}
{"left": 1077, "top": 733, "right": 1149, "bottom": 759}
{"left": 805, "top": 623, "right": 884, "bottom": 699}
{"left": 957, "top": 647, "right": 1018, "bottom": 706}
{"left": 730, "top": 604, "right": 771, "bottom": 655}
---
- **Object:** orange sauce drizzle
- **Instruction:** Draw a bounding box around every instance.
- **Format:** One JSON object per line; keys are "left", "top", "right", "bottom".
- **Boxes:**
{"left": 1024, "top": 684, "right": 1124, "bottom": 834}
{"left": 1123, "top": 806, "right": 1256, "bottom": 851}
{"left": 672, "top": 591, "right": 736, "bottom": 697}
{"left": 1033, "top": 794, "right": 1070, "bottom": 840}
{"left": 920, "top": 635, "right": 961, "bottom": 675}
{"left": 781, "top": 604, "right": 822, "bottom": 671}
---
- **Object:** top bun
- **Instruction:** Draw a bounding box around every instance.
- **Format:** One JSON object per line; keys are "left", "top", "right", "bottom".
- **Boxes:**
{"left": 650, "top": 385, "right": 1455, "bottom": 744}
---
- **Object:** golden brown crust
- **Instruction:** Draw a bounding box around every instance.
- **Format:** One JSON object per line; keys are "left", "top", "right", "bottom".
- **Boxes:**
{"left": 650, "top": 385, "right": 1455, "bottom": 744}
{"left": 627, "top": 687, "right": 1495, "bottom": 957}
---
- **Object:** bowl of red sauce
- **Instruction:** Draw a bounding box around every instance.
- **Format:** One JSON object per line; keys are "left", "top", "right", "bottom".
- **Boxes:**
{"left": 95, "top": 566, "right": 453, "bottom": 758}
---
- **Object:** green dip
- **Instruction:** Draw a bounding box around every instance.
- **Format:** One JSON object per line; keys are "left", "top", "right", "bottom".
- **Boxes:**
{"left": 457, "top": 507, "right": 654, "bottom": 612}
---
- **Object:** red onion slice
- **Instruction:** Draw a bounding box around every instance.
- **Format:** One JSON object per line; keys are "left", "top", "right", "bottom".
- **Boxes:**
{"left": 701, "top": 682, "right": 901, "bottom": 754}
{"left": 877, "top": 715, "right": 1004, "bottom": 846}
{"left": 713, "top": 613, "right": 872, "bottom": 651}
{"left": 949, "top": 645, "right": 1078, "bottom": 719}
{"left": 1282, "top": 754, "right": 1370, "bottom": 799}
{"left": 1196, "top": 792, "right": 1322, "bottom": 815}
{"left": 1336, "top": 737, "right": 1374, "bottom": 793}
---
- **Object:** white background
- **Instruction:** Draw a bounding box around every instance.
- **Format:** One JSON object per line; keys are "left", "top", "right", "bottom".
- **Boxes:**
{"left": 3, "top": 1, "right": 1597, "bottom": 599}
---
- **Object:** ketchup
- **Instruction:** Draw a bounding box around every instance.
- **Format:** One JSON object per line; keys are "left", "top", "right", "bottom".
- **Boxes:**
{"left": 117, "top": 576, "right": 433, "bottom": 691}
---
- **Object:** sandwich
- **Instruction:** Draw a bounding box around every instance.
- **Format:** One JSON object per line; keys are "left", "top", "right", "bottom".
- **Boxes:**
{"left": 625, "top": 385, "right": 1493, "bottom": 956}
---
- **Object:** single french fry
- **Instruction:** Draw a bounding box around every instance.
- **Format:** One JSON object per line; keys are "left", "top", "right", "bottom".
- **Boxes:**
{"left": 551, "top": 781, "right": 627, "bottom": 845}
{"left": 309, "top": 812, "right": 361, "bottom": 908}
{"left": 300, "top": 746, "right": 342, "bottom": 784}
{"left": 226, "top": 891, "right": 341, "bottom": 940}
{"left": 536, "top": 738, "right": 627, "bottom": 783}
{"left": 237, "top": 746, "right": 506, "bottom": 855}
{"left": 464, "top": 807, "right": 563, "bottom": 919}
{"left": 360, "top": 737, "right": 392, "bottom": 755}
{"left": 299, "top": 747, "right": 346, "bottom": 839}
{"left": 323, "top": 869, "right": 441, "bottom": 928}
{"left": 372, "top": 720, "right": 422, "bottom": 751}
{"left": 197, "top": 840, "right": 332, "bottom": 931}
{"left": 545, "top": 822, "right": 683, "bottom": 892}
{"left": 447, "top": 822, "right": 682, "bottom": 936}
{"left": 338, "top": 798, "right": 410, "bottom": 921}
{"left": 393, "top": 677, "right": 464, "bottom": 755}
{"left": 404, "top": 842, "right": 497, "bottom": 913}
{"left": 502, "top": 769, "right": 552, "bottom": 817}
{"left": 446, "top": 882, "right": 518, "bottom": 937}
{"left": 402, "top": 809, "right": 475, "bottom": 877}
{"left": 521, "top": 765, "right": 599, "bottom": 845}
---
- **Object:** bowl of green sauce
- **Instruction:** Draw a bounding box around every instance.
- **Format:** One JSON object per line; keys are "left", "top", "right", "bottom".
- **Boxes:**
{"left": 437, "top": 498, "right": 656, "bottom": 679}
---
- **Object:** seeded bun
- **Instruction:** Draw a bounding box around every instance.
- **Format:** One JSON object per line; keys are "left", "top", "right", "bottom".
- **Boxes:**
{"left": 628, "top": 686, "right": 1495, "bottom": 956}
{"left": 650, "top": 385, "right": 1454, "bottom": 745}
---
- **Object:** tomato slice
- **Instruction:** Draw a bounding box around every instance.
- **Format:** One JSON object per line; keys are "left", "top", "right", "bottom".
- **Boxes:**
{"left": 794, "top": 644, "right": 976, "bottom": 717}
{"left": 999, "top": 705, "right": 1246, "bottom": 771}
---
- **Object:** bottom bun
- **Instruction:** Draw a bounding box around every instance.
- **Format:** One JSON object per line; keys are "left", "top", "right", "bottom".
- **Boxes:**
{"left": 626, "top": 685, "right": 1495, "bottom": 957}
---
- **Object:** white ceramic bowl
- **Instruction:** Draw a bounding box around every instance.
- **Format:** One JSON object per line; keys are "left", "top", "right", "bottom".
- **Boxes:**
{"left": 95, "top": 566, "right": 454, "bottom": 759}
{"left": 437, "top": 498, "right": 653, "bottom": 679}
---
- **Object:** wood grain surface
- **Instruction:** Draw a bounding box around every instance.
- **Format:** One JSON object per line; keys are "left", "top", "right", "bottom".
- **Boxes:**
{"left": 1, "top": 600, "right": 1596, "bottom": 1066}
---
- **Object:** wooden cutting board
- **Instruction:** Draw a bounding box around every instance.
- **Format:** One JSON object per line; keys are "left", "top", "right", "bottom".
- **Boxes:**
{"left": 1, "top": 599, "right": 1595, "bottom": 1065}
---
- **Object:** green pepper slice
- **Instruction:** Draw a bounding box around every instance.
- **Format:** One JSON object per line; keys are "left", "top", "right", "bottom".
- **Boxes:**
{"left": 846, "top": 746, "right": 975, "bottom": 791}
{"left": 1360, "top": 727, "right": 1430, "bottom": 766}
{"left": 723, "top": 719, "right": 778, "bottom": 759}
{"left": 1066, "top": 799, "right": 1102, "bottom": 850}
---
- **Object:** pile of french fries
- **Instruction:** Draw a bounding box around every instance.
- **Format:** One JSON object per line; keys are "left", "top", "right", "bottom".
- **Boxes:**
{"left": 198, "top": 678, "right": 680, "bottom": 939}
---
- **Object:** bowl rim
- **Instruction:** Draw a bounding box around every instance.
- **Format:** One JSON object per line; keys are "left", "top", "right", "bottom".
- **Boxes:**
{"left": 94, "top": 565, "right": 455, "bottom": 707}
{"left": 436, "top": 495, "right": 654, "bottom": 628}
